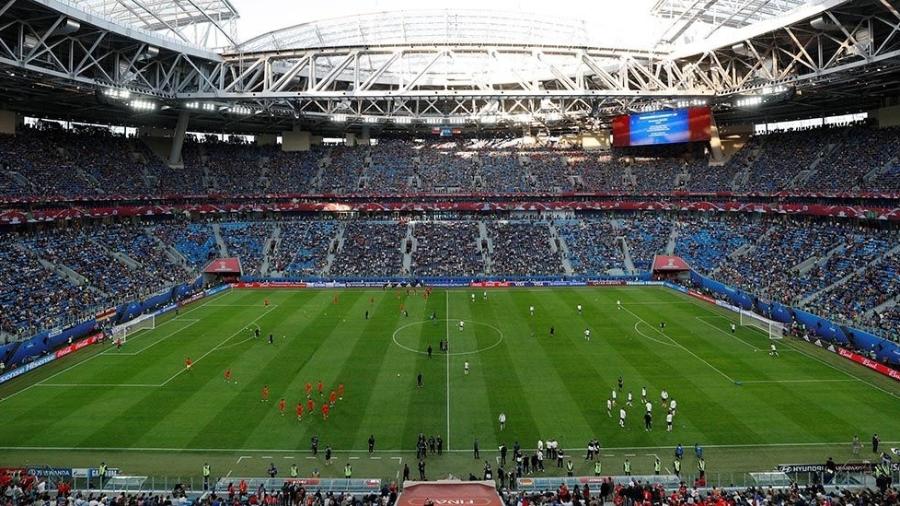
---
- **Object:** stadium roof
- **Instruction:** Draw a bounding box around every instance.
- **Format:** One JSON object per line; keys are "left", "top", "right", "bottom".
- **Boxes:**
{"left": 234, "top": 1, "right": 823, "bottom": 53}
{"left": 652, "top": 0, "right": 813, "bottom": 40}
{"left": 69, "top": 0, "right": 239, "bottom": 47}
{"left": 236, "top": 9, "right": 664, "bottom": 53}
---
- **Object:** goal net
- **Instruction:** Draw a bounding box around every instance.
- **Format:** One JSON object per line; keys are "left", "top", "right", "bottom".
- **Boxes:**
{"left": 739, "top": 309, "right": 784, "bottom": 340}
{"left": 111, "top": 314, "right": 155, "bottom": 343}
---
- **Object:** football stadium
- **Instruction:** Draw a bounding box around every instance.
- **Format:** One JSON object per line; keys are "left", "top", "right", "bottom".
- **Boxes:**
{"left": 0, "top": 0, "right": 899, "bottom": 503}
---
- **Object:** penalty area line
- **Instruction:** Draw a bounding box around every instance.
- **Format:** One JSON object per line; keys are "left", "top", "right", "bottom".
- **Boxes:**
{"left": 620, "top": 305, "right": 736, "bottom": 384}
{"left": 158, "top": 304, "right": 279, "bottom": 387}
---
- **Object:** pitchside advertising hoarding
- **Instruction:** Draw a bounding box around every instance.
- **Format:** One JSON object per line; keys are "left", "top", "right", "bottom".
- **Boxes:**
{"left": 612, "top": 107, "right": 712, "bottom": 147}
{"left": 777, "top": 462, "right": 900, "bottom": 473}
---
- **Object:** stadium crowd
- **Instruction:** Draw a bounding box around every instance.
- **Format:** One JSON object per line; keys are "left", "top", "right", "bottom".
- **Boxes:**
{"left": 271, "top": 221, "right": 336, "bottom": 276}
{"left": 4, "top": 122, "right": 900, "bottom": 197}
{"left": 410, "top": 222, "right": 484, "bottom": 277}
{"left": 500, "top": 480, "right": 899, "bottom": 505}
{"left": 219, "top": 223, "right": 272, "bottom": 275}
{"left": 487, "top": 222, "right": 563, "bottom": 276}
{"left": 330, "top": 222, "right": 405, "bottom": 277}
{"left": 1, "top": 214, "right": 899, "bottom": 344}
{"left": 557, "top": 220, "right": 623, "bottom": 275}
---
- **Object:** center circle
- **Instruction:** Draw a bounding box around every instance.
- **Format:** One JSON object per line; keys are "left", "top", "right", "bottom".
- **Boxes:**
{"left": 391, "top": 319, "right": 504, "bottom": 356}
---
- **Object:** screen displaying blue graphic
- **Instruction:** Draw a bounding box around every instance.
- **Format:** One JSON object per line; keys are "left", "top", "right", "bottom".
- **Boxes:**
{"left": 629, "top": 109, "right": 690, "bottom": 146}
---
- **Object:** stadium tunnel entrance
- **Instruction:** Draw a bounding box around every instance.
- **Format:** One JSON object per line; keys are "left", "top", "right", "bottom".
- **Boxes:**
{"left": 397, "top": 481, "right": 502, "bottom": 506}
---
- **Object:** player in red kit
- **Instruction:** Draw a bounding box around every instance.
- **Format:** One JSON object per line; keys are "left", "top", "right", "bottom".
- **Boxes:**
{"left": 224, "top": 369, "right": 232, "bottom": 383}
{"left": 185, "top": 357, "right": 193, "bottom": 371}
{"left": 296, "top": 402, "right": 303, "bottom": 421}
{"left": 278, "top": 398, "right": 286, "bottom": 415}
{"left": 305, "top": 382, "right": 312, "bottom": 398}
{"left": 261, "top": 385, "right": 270, "bottom": 402}
{"left": 329, "top": 390, "right": 337, "bottom": 407}
{"left": 337, "top": 383, "right": 345, "bottom": 400}
{"left": 317, "top": 381, "right": 324, "bottom": 397}
{"left": 321, "top": 403, "right": 329, "bottom": 420}
{"left": 307, "top": 398, "right": 314, "bottom": 416}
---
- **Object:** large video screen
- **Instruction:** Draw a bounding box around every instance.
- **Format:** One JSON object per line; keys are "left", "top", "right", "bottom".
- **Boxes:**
{"left": 612, "top": 107, "right": 712, "bottom": 147}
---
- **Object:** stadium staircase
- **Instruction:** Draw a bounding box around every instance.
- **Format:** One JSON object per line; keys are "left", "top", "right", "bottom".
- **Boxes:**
{"left": 862, "top": 154, "right": 899, "bottom": 186}
{"left": 665, "top": 227, "right": 677, "bottom": 255}
{"left": 94, "top": 238, "right": 140, "bottom": 269}
{"left": 401, "top": 223, "right": 416, "bottom": 274}
{"left": 141, "top": 136, "right": 182, "bottom": 168}
{"left": 147, "top": 228, "right": 193, "bottom": 273}
{"left": 17, "top": 242, "right": 92, "bottom": 291}
{"left": 623, "top": 166, "right": 637, "bottom": 187}
{"left": 709, "top": 224, "right": 777, "bottom": 276}
{"left": 321, "top": 223, "right": 345, "bottom": 276}
{"left": 790, "top": 133, "right": 843, "bottom": 189}
{"left": 6, "top": 170, "right": 32, "bottom": 190}
{"left": 620, "top": 236, "right": 636, "bottom": 274}
{"left": 211, "top": 224, "right": 229, "bottom": 257}
{"left": 871, "top": 295, "right": 899, "bottom": 317}
{"left": 476, "top": 221, "right": 494, "bottom": 274}
{"left": 260, "top": 225, "right": 280, "bottom": 276}
{"left": 547, "top": 222, "right": 574, "bottom": 275}
{"left": 796, "top": 242, "right": 845, "bottom": 275}
{"left": 76, "top": 167, "right": 101, "bottom": 192}
{"left": 355, "top": 152, "right": 372, "bottom": 191}
{"left": 608, "top": 220, "right": 636, "bottom": 274}
{"left": 732, "top": 166, "right": 750, "bottom": 191}
{"left": 801, "top": 243, "right": 900, "bottom": 306}
{"left": 674, "top": 169, "right": 690, "bottom": 189}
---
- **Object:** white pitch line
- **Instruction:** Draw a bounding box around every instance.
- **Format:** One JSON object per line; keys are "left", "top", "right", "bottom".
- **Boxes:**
{"left": 620, "top": 305, "right": 736, "bottom": 384}
{"left": 36, "top": 383, "right": 158, "bottom": 388}
{"left": 694, "top": 316, "right": 759, "bottom": 351}
{"left": 203, "top": 304, "right": 280, "bottom": 307}
{"left": 106, "top": 319, "right": 201, "bottom": 356}
{"left": 159, "top": 304, "right": 279, "bottom": 387}
{"left": 445, "top": 289, "right": 451, "bottom": 451}
{"left": 779, "top": 339, "right": 900, "bottom": 399}
{"left": 632, "top": 322, "right": 677, "bottom": 348}
{"left": 0, "top": 288, "right": 234, "bottom": 405}
{"left": 738, "top": 379, "right": 856, "bottom": 384}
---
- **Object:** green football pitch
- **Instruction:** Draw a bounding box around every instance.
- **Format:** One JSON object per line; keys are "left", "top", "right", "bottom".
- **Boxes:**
{"left": 0, "top": 286, "right": 898, "bottom": 482}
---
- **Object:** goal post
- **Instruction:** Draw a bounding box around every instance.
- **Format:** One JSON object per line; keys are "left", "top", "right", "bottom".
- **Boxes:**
{"left": 111, "top": 314, "right": 155, "bottom": 343}
{"left": 739, "top": 309, "right": 784, "bottom": 340}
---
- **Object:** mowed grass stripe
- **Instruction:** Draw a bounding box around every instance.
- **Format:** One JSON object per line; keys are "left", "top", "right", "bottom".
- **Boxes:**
{"left": 557, "top": 288, "right": 772, "bottom": 446}
{"left": 468, "top": 290, "right": 551, "bottom": 451}
{"left": 182, "top": 290, "right": 364, "bottom": 451}
{"left": 0, "top": 290, "right": 254, "bottom": 445}
{"left": 0, "top": 287, "right": 896, "bottom": 457}
{"left": 503, "top": 289, "right": 604, "bottom": 445}
{"left": 157, "top": 289, "right": 327, "bottom": 450}
{"left": 617, "top": 291, "right": 851, "bottom": 444}
{"left": 398, "top": 290, "right": 447, "bottom": 451}
{"left": 358, "top": 290, "right": 441, "bottom": 451}
{"left": 73, "top": 292, "right": 289, "bottom": 449}
{"left": 449, "top": 290, "right": 510, "bottom": 455}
